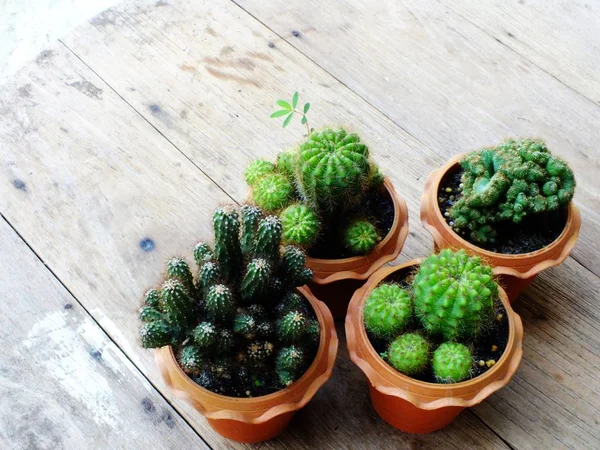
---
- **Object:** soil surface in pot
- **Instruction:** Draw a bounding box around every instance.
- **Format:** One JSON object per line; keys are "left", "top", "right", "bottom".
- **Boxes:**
{"left": 438, "top": 168, "right": 568, "bottom": 254}
{"left": 309, "top": 185, "right": 395, "bottom": 259}
{"left": 366, "top": 266, "right": 509, "bottom": 384}
{"left": 175, "top": 298, "right": 320, "bottom": 398}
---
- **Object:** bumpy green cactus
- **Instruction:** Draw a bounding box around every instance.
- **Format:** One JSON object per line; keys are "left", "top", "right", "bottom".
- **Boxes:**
{"left": 451, "top": 138, "right": 576, "bottom": 244}
{"left": 276, "top": 345, "right": 305, "bottom": 385}
{"left": 253, "top": 173, "right": 293, "bottom": 212}
{"left": 139, "top": 204, "right": 321, "bottom": 397}
{"left": 413, "top": 249, "right": 497, "bottom": 341}
{"left": 363, "top": 283, "right": 413, "bottom": 339}
{"left": 432, "top": 342, "right": 472, "bottom": 383}
{"left": 297, "top": 128, "right": 371, "bottom": 213}
{"left": 245, "top": 159, "right": 276, "bottom": 186}
{"left": 280, "top": 204, "right": 320, "bottom": 248}
{"left": 277, "top": 150, "right": 295, "bottom": 179}
{"left": 344, "top": 220, "right": 380, "bottom": 255}
{"left": 386, "top": 333, "right": 430, "bottom": 376}
{"left": 240, "top": 205, "right": 264, "bottom": 256}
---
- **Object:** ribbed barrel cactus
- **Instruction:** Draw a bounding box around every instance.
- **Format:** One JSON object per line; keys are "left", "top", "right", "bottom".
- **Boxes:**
{"left": 344, "top": 220, "right": 380, "bottom": 255}
{"left": 386, "top": 333, "right": 430, "bottom": 376}
{"left": 138, "top": 204, "right": 320, "bottom": 397}
{"left": 245, "top": 159, "right": 276, "bottom": 187}
{"left": 451, "top": 138, "right": 576, "bottom": 244}
{"left": 280, "top": 203, "right": 321, "bottom": 248}
{"left": 432, "top": 342, "right": 472, "bottom": 383}
{"left": 363, "top": 283, "right": 412, "bottom": 339}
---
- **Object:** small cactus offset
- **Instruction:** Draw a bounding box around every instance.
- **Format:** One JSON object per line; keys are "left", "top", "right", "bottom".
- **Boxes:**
{"left": 252, "top": 173, "right": 293, "bottom": 213}
{"left": 245, "top": 160, "right": 276, "bottom": 187}
{"left": 344, "top": 219, "right": 380, "bottom": 255}
{"left": 280, "top": 203, "right": 321, "bottom": 248}
{"left": 386, "top": 333, "right": 430, "bottom": 377}
{"left": 363, "top": 283, "right": 412, "bottom": 339}
{"left": 138, "top": 203, "right": 321, "bottom": 397}
{"left": 432, "top": 342, "right": 472, "bottom": 383}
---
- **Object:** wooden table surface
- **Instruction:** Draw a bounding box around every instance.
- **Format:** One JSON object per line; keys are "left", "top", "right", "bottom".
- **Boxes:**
{"left": 1, "top": 0, "right": 599, "bottom": 448}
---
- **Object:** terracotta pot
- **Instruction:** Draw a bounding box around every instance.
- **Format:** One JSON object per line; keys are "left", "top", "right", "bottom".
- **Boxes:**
{"left": 346, "top": 260, "right": 524, "bottom": 434}
{"left": 420, "top": 154, "right": 581, "bottom": 301}
{"left": 307, "top": 178, "right": 409, "bottom": 318}
{"left": 155, "top": 285, "right": 338, "bottom": 443}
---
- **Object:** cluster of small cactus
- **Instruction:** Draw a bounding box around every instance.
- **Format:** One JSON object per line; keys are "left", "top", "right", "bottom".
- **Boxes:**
{"left": 450, "top": 138, "right": 576, "bottom": 244}
{"left": 364, "top": 249, "right": 500, "bottom": 383}
{"left": 139, "top": 204, "right": 320, "bottom": 397}
{"left": 245, "top": 128, "right": 386, "bottom": 255}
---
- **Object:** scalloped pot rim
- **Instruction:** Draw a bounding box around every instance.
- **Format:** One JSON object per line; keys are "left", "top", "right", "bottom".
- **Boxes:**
{"left": 307, "top": 178, "right": 410, "bottom": 284}
{"left": 155, "top": 285, "right": 338, "bottom": 424}
{"left": 420, "top": 154, "right": 581, "bottom": 279}
{"left": 345, "top": 261, "right": 524, "bottom": 410}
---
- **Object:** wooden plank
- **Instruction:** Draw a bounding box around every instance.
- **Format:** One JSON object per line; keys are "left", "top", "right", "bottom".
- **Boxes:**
{"left": 0, "top": 43, "right": 508, "bottom": 448}
{"left": 0, "top": 217, "right": 206, "bottom": 449}
{"left": 440, "top": 0, "right": 600, "bottom": 105}
{"left": 231, "top": 0, "right": 600, "bottom": 274}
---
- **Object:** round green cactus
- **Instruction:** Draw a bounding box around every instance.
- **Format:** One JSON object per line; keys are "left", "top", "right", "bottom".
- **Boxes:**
{"left": 252, "top": 173, "right": 293, "bottom": 212}
{"left": 280, "top": 246, "right": 313, "bottom": 287}
{"left": 252, "top": 216, "right": 283, "bottom": 262}
{"left": 139, "top": 305, "right": 162, "bottom": 323}
{"left": 246, "top": 340, "right": 275, "bottom": 367}
{"left": 140, "top": 320, "right": 172, "bottom": 348}
{"left": 166, "top": 258, "right": 195, "bottom": 294}
{"left": 193, "top": 242, "right": 214, "bottom": 267}
{"left": 274, "top": 292, "right": 306, "bottom": 317}
{"left": 276, "top": 345, "right": 304, "bottom": 373}
{"left": 277, "top": 370, "right": 295, "bottom": 387}
{"left": 233, "top": 312, "right": 257, "bottom": 339}
{"left": 245, "top": 159, "right": 276, "bottom": 186}
{"left": 240, "top": 205, "right": 264, "bottom": 256}
{"left": 213, "top": 206, "right": 242, "bottom": 281}
{"left": 363, "top": 283, "right": 412, "bottom": 339}
{"left": 240, "top": 258, "right": 272, "bottom": 301}
{"left": 179, "top": 345, "right": 205, "bottom": 374}
{"left": 297, "top": 128, "right": 371, "bottom": 213}
{"left": 277, "top": 310, "right": 307, "bottom": 342}
{"left": 192, "top": 321, "right": 218, "bottom": 350}
{"left": 144, "top": 288, "right": 161, "bottom": 308}
{"left": 451, "top": 138, "right": 576, "bottom": 244}
{"left": 280, "top": 203, "right": 321, "bottom": 248}
{"left": 386, "top": 333, "right": 430, "bottom": 376}
{"left": 413, "top": 249, "right": 497, "bottom": 341}
{"left": 161, "top": 279, "right": 194, "bottom": 329}
{"left": 344, "top": 220, "right": 380, "bottom": 255}
{"left": 197, "top": 261, "right": 221, "bottom": 293}
{"left": 432, "top": 342, "right": 472, "bottom": 383}
{"left": 204, "top": 284, "right": 235, "bottom": 323}
{"left": 277, "top": 150, "right": 295, "bottom": 179}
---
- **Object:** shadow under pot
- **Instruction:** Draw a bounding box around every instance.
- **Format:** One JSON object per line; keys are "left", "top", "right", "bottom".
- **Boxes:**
{"left": 345, "top": 260, "right": 524, "bottom": 434}
{"left": 420, "top": 154, "right": 581, "bottom": 302}
{"left": 307, "top": 178, "right": 410, "bottom": 319}
{"left": 155, "top": 286, "right": 338, "bottom": 443}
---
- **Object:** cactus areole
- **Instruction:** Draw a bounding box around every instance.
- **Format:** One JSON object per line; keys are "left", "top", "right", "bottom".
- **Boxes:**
{"left": 138, "top": 204, "right": 321, "bottom": 398}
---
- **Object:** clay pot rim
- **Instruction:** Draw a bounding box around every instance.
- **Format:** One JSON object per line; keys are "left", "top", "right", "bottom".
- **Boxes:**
{"left": 308, "top": 177, "right": 410, "bottom": 284}
{"left": 345, "top": 259, "right": 524, "bottom": 410}
{"left": 156, "top": 285, "right": 338, "bottom": 423}
{"left": 422, "top": 153, "right": 581, "bottom": 278}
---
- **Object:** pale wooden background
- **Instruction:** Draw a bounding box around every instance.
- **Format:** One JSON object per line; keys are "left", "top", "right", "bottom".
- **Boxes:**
{"left": 1, "top": 0, "right": 599, "bottom": 449}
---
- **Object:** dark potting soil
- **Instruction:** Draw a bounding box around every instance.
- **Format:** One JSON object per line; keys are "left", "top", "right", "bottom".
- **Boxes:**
{"left": 308, "top": 184, "right": 395, "bottom": 259}
{"left": 366, "top": 265, "right": 509, "bottom": 384}
{"left": 438, "top": 168, "right": 568, "bottom": 254}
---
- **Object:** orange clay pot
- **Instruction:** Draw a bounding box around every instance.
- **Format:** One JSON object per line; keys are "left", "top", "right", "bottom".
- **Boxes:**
{"left": 420, "top": 154, "right": 581, "bottom": 301}
{"left": 307, "top": 178, "right": 409, "bottom": 318}
{"left": 155, "top": 285, "right": 338, "bottom": 443}
{"left": 346, "top": 260, "right": 524, "bottom": 434}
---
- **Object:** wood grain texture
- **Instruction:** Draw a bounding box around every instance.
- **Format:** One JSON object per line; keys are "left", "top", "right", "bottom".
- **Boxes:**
{"left": 233, "top": 0, "right": 600, "bottom": 275}
{"left": 440, "top": 0, "right": 600, "bottom": 105}
{"left": 0, "top": 217, "right": 206, "bottom": 450}
{"left": 0, "top": 41, "right": 507, "bottom": 449}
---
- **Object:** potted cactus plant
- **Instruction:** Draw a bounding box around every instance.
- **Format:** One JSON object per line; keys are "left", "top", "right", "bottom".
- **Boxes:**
{"left": 139, "top": 205, "right": 338, "bottom": 443}
{"left": 245, "top": 93, "right": 409, "bottom": 317}
{"left": 346, "top": 249, "right": 524, "bottom": 433}
{"left": 421, "top": 138, "right": 581, "bottom": 301}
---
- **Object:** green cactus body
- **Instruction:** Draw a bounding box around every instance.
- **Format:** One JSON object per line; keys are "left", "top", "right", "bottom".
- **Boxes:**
{"left": 280, "top": 246, "right": 313, "bottom": 287}
{"left": 166, "top": 258, "right": 195, "bottom": 295}
{"left": 386, "top": 333, "right": 430, "bottom": 376}
{"left": 245, "top": 159, "right": 276, "bottom": 187}
{"left": 277, "top": 310, "right": 307, "bottom": 342}
{"left": 252, "top": 173, "right": 293, "bottom": 212}
{"left": 233, "top": 313, "right": 257, "bottom": 339}
{"left": 161, "top": 279, "right": 194, "bottom": 330}
{"left": 213, "top": 207, "right": 242, "bottom": 281}
{"left": 280, "top": 204, "right": 321, "bottom": 248}
{"left": 363, "top": 283, "right": 413, "bottom": 339}
{"left": 139, "top": 306, "right": 163, "bottom": 323}
{"left": 197, "top": 261, "right": 221, "bottom": 294}
{"left": 277, "top": 370, "right": 295, "bottom": 387}
{"left": 432, "top": 342, "right": 472, "bottom": 383}
{"left": 204, "top": 284, "right": 235, "bottom": 323}
{"left": 252, "top": 216, "right": 283, "bottom": 262}
{"left": 179, "top": 345, "right": 205, "bottom": 375}
{"left": 144, "top": 289, "right": 161, "bottom": 308}
{"left": 276, "top": 345, "right": 305, "bottom": 373}
{"left": 275, "top": 292, "right": 308, "bottom": 317}
{"left": 193, "top": 242, "right": 214, "bottom": 267}
{"left": 451, "top": 138, "right": 576, "bottom": 244}
{"left": 246, "top": 341, "right": 275, "bottom": 367}
{"left": 240, "top": 258, "right": 272, "bottom": 301}
{"left": 305, "top": 319, "right": 320, "bottom": 347}
{"left": 413, "top": 249, "right": 497, "bottom": 340}
{"left": 240, "top": 205, "right": 264, "bottom": 256}
{"left": 277, "top": 150, "right": 296, "bottom": 180}
{"left": 297, "top": 128, "right": 371, "bottom": 214}
{"left": 344, "top": 220, "right": 380, "bottom": 255}
{"left": 140, "top": 320, "right": 172, "bottom": 348}
{"left": 192, "top": 321, "right": 218, "bottom": 350}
